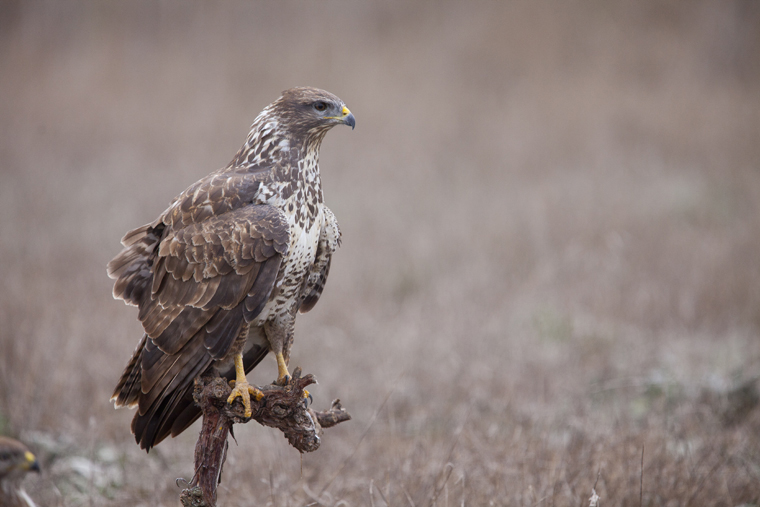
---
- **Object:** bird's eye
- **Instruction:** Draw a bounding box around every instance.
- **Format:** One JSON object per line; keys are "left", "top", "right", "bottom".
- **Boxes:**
{"left": 314, "top": 101, "right": 327, "bottom": 112}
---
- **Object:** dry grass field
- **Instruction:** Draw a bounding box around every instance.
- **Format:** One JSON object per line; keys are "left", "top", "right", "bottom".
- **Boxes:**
{"left": 1, "top": 1, "right": 759, "bottom": 505}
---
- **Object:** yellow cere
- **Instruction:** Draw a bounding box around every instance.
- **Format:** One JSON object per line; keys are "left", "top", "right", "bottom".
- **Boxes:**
{"left": 341, "top": 106, "right": 351, "bottom": 116}
{"left": 24, "top": 451, "right": 36, "bottom": 464}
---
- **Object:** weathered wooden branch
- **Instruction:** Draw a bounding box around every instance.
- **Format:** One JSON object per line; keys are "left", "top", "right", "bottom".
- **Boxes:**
{"left": 179, "top": 367, "right": 351, "bottom": 507}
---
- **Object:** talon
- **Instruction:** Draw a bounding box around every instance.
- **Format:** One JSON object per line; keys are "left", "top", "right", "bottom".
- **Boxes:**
{"left": 227, "top": 352, "right": 263, "bottom": 418}
{"left": 304, "top": 390, "right": 313, "bottom": 406}
{"left": 227, "top": 380, "right": 262, "bottom": 418}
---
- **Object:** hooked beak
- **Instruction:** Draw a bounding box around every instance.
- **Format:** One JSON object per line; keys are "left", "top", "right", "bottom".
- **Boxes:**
{"left": 24, "top": 451, "right": 40, "bottom": 473}
{"left": 339, "top": 106, "right": 355, "bottom": 130}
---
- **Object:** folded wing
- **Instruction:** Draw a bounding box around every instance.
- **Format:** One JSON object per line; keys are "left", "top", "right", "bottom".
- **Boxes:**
{"left": 109, "top": 198, "right": 289, "bottom": 449}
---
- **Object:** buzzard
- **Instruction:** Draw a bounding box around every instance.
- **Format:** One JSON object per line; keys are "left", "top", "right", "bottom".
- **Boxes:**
{"left": 109, "top": 87, "right": 354, "bottom": 450}
{"left": 0, "top": 436, "right": 40, "bottom": 507}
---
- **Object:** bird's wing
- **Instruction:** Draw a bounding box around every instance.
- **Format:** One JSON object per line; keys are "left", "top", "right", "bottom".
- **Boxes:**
{"left": 160, "top": 325, "right": 270, "bottom": 445}
{"left": 109, "top": 189, "right": 289, "bottom": 449}
{"left": 110, "top": 202, "right": 288, "bottom": 355}
{"left": 299, "top": 206, "right": 341, "bottom": 313}
{"left": 107, "top": 170, "right": 266, "bottom": 308}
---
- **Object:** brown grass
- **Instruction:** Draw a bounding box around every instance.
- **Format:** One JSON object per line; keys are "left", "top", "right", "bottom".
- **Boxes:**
{"left": 1, "top": 1, "right": 759, "bottom": 505}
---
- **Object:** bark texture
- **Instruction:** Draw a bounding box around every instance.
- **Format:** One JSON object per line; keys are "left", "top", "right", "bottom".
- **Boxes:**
{"left": 179, "top": 368, "right": 351, "bottom": 506}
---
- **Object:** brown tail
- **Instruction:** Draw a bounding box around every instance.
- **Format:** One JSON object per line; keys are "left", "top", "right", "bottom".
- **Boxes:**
{"left": 111, "top": 334, "right": 147, "bottom": 408}
{"left": 128, "top": 339, "right": 269, "bottom": 451}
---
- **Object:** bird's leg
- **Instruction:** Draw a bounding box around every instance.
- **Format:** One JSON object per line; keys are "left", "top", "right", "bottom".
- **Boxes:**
{"left": 227, "top": 352, "right": 263, "bottom": 418}
{"left": 276, "top": 351, "right": 291, "bottom": 383}
{"left": 275, "top": 351, "right": 310, "bottom": 403}
{"left": 266, "top": 319, "right": 309, "bottom": 401}
{"left": 267, "top": 319, "right": 293, "bottom": 384}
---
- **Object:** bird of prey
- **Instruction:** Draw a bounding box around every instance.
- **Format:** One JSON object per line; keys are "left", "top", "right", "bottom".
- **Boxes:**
{"left": 109, "top": 87, "right": 354, "bottom": 450}
{"left": 0, "top": 436, "right": 40, "bottom": 507}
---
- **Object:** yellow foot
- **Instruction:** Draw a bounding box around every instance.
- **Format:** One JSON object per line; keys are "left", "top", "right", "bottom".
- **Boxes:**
{"left": 227, "top": 379, "right": 264, "bottom": 418}
{"left": 275, "top": 352, "right": 291, "bottom": 385}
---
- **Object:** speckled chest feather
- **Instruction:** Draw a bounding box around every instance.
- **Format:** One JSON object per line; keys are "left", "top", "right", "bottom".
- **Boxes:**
{"left": 233, "top": 116, "right": 329, "bottom": 321}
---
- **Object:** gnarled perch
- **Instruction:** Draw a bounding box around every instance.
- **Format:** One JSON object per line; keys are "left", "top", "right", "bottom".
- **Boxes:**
{"left": 179, "top": 367, "right": 351, "bottom": 507}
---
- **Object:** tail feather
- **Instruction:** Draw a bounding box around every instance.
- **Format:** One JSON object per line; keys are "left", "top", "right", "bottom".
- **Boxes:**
{"left": 111, "top": 335, "right": 147, "bottom": 408}
{"left": 130, "top": 337, "right": 269, "bottom": 451}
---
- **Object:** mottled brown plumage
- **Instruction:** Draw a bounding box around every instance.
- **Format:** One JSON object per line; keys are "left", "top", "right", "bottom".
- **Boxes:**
{"left": 0, "top": 437, "right": 40, "bottom": 507}
{"left": 109, "top": 87, "right": 353, "bottom": 450}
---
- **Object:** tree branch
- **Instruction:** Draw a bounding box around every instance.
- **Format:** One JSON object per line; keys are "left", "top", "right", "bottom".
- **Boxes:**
{"left": 179, "top": 367, "right": 351, "bottom": 507}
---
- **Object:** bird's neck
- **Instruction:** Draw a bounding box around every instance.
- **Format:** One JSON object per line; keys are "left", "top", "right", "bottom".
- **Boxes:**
{"left": 231, "top": 114, "right": 326, "bottom": 177}
{"left": 228, "top": 116, "right": 326, "bottom": 207}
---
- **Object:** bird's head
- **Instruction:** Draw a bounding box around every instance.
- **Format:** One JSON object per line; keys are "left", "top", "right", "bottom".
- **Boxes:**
{"left": 275, "top": 87, "right": 355, "bottom": 139}
{"left": 0, "top": 437, "right": 40, "bottom": 481}
{"left": 233, "top": 87, "right": 355, "bottom": 168}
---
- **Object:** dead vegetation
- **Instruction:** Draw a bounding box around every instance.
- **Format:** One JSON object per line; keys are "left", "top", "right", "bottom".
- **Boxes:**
{"left": 0, "top": 1, "right": 759, "bottom": 505}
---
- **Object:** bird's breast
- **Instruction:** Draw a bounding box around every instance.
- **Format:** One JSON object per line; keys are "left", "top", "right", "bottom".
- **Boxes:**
{"left": 253, "top": 193, "right": 324, "bottom": 324}
{"left": 282, "top": 204, "right": 323, "bottom": 278}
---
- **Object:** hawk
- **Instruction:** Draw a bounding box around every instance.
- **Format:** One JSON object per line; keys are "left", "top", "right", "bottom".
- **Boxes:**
{"left": 109, "top": 87, "right": 354, "bottom": 450}
{"left": 0, "top": 436, "right": 40, "bottom": 507}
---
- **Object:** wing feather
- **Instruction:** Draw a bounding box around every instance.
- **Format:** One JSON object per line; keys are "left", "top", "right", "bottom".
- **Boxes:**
{"left": 109, "top": 173, "right": 290, "bottom": 450}
{"left": 111, "top": 334, "right": 147, "bottom": 408}
{"left": 203, "top": 304, "right": 247, "bottom": 359}
{"left": 300, "top": 257, "right": 331, "bottom": 313}
{"left": 138, "top": 334, "right": 211, "bottom": 415}
{"left": 244, "top": 255, "right": 282, "bottom": 320}
{"left": 150, "top": 329, "right": 270, "bottom": 448}
{"left": 108, "top": 223, "right": 164, "bottom": 306}
{"left": 131, "top": 318, "right": 271, "bottom": 450}
{"left": 299, "top": 206, "right": 341, "bottom": 313}
{"left": 152, "top": 306, "right": 215, "bottom": 355}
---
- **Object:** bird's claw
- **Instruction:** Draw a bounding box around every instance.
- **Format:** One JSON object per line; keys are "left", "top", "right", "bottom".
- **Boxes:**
{"left": 303, "top": 389, "right": 313, "bottom": 407}
{"left": 274, "top": 370, "right": 310, "bottom": 405}
{"left": 227, "top": 379, "right": 263, "bottom": 418}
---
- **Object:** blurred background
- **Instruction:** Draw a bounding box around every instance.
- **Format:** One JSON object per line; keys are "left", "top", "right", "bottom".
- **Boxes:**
{"left": 1, "top": 1, "right": 759, "bottom": 505}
